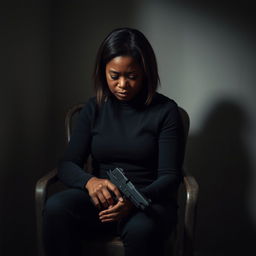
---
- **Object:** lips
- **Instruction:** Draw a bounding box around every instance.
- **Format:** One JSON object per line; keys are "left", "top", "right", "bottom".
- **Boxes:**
{"left": 117, "top": 91, "right": 128, "bottom": 96}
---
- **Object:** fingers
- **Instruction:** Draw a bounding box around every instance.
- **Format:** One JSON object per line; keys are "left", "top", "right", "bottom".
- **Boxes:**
{"left": 99, "top": 212, "right": 119, "bottom": 223}
{"left": 86, "top": 177, "right": 122, "bottom": 210}
{"left": 106, "top": 180, "right": 123, "bottom": 201}
{"left": 92, "top": 188, "right": 107, "bottom": 209}
{"left": 99, "top": 201, "right": 123, "bottom": 222}
{"left": 99, "top": 201, "right": 122, "bottom": 216}
{"left": 101, "top": 187, "right": 115, "bottom": 207}
{"left": 90, "top": 195, "right": 100, "bottom": 210}
{"left": 94, "top": 180, "right": 122, "bottom": 209}
{"left": 90, "top": 182, "right": 116, "bottom": 209}
{"left": 97, "top": 191, "right": 108, "bottom": 209}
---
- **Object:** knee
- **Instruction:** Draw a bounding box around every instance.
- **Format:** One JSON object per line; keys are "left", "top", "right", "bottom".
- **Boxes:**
{"left": 123, "top": 217, "right": 158, "bottom": 242}
{"left": 43, "top": 189, "right": 92, "bottom": 223}
{"left": 43, "top": 193, "right": 70, "bottom": 220}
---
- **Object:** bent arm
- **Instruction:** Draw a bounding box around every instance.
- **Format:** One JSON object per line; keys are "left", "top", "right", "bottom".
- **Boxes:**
{"left": 58, "top": 100, "right": 95, "bottom": 190}
{"left": 140, "top": 102, "right": 183, "bottom": 202}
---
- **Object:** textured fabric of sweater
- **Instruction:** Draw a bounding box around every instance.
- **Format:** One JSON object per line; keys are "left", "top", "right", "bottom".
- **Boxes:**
{"left": 58, "top": 91, "right": 184, "bottom": 203}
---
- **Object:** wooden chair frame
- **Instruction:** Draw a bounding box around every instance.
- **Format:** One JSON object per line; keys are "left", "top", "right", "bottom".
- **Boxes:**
{"left": 35, "top": 103, "right": 199, "bottom": 256}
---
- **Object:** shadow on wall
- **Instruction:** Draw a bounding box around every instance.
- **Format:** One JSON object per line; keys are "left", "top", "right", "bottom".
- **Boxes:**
{"left": 186, "top": 99, "right": 255, "bottom": 256}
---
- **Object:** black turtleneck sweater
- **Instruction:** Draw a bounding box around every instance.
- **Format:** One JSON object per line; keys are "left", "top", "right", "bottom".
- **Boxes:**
{"left": 58, "top": 91, "right": 183, "bottom": 203}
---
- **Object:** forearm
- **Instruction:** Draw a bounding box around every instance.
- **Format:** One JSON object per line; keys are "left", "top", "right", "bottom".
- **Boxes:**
{"left": 140, "top": 172, "right": 182, "bottom": 203}
{"left": 58, "top": 161, "right": 94, "bottom": 190}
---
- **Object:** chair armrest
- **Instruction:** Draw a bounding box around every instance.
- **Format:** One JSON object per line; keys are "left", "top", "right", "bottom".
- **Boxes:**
{"left": 183, "top": 175, "right": 199, "bottom": 256}
{"left": 35, "top": 168, "right": 58, "bottom": 256}
{"left": 35, "top": 168, "right": 58, "bottom": 211}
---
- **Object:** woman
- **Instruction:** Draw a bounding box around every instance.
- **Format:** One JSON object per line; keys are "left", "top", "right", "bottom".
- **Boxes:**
{"left": 43, "top": 27, "right": 183, "bottom": 256}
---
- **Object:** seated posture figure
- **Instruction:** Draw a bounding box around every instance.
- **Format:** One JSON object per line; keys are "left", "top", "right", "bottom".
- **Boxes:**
{"left": 43, "top": 27, "right": 183, "bottom": 256}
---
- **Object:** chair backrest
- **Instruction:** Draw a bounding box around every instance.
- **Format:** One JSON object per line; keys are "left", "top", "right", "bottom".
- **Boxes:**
{"left": 65, "top": 103, "right": 84, "bottom": 144}
{"left": 178, "top": 107, "right": 190, "bottom": 144}
{"left": 178, "top": 107, "right": 190, "bottom": 170}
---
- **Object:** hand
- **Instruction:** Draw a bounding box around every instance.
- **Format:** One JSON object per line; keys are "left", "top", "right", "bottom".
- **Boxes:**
{"left": 85, "top": 177, "right": 123, "bottom": 210}
{"left": 98, "top": 198, "right": 134, "bottom": 223}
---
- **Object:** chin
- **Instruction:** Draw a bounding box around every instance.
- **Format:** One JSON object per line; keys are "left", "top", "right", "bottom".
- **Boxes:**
{"left": 115, "top": 93, "right": 133, "bottom": 101}
{"left": 117, "top": 97, "right": 130, "bottom": 101}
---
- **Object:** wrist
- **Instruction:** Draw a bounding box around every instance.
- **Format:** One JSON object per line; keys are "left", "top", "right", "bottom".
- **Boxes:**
{"left": 85, "top": 176, "right": 97, "bottom": 189}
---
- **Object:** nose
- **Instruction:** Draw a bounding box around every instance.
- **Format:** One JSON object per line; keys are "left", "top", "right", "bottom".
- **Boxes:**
{"left": 118, "top": 77, "right": 128, "bottom": 89}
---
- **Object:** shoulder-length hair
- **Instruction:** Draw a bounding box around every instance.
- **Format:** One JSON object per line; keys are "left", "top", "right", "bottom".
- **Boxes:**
{"left": 93, "top": 27, "right": 160, "bottom": 106}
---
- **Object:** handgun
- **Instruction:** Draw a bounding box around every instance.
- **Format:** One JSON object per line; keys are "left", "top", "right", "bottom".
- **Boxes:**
{"left": 107, "top": 167, "right": 151, "bottom": 211}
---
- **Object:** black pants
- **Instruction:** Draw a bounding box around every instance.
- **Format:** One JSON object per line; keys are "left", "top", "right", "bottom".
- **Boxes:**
{"left": 43, "top": 188, "right": 177, "bottom": 256}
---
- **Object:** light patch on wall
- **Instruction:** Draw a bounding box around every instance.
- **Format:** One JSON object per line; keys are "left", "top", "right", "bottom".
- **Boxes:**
{"left": 133, "top": 0, "right": 256, "bottom": 245}
{"left": 133, "top": 1, "right": 255, "bottom": 133}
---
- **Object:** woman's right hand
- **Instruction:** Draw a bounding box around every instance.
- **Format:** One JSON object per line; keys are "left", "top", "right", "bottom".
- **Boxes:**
{"left": 85, "top": 177, "right": 123, "bottom": 210}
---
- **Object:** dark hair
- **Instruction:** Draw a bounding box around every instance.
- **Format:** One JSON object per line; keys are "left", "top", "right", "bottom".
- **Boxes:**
{"left": 93, "top": 27, "right": 160, "bottom": 105}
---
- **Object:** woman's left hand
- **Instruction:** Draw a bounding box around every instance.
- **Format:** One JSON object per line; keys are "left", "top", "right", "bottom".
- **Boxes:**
{"left": 98, "top": 198, "right": 134, "bottom": 223}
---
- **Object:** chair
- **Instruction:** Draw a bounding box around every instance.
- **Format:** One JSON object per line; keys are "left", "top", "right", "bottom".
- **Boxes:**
{"left": 35, "top": 103, "right": 199, "bottom": 256}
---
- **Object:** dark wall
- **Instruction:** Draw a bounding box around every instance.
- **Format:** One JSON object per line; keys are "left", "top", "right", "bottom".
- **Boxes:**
{"left": 50, "top": 0, "right": 138, "bottom": 160}
{"left": 1, "top": 1, "right": 137, "bottom": 256}
{"left": 1, "top": 2, "right": 53, "bottom": 256}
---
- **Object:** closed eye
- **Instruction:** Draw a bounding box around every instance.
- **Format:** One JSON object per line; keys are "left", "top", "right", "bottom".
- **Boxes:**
{"left": 109, "top": 72, "right": 138, "bottom": 80}
{"left": 128, "top": 75, "right": 137, "bottom": 80}
{"left": 110, "top": 75, "right": 119, "bottom": 80}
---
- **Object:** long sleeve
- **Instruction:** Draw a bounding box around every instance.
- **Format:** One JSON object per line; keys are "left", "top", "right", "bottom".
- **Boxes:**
{"left": 57, "top": 99, "right": 95, "bottom": 190}
{"left": 140, "top": 102, "right": 183, "bottom": 202}
{"left": 57, "top": 92, "right": 184, "bottom": 203}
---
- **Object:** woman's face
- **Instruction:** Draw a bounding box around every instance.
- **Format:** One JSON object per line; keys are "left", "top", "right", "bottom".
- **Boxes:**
{"left": 105, "top": 56, "right": 144, "bottom": 101}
